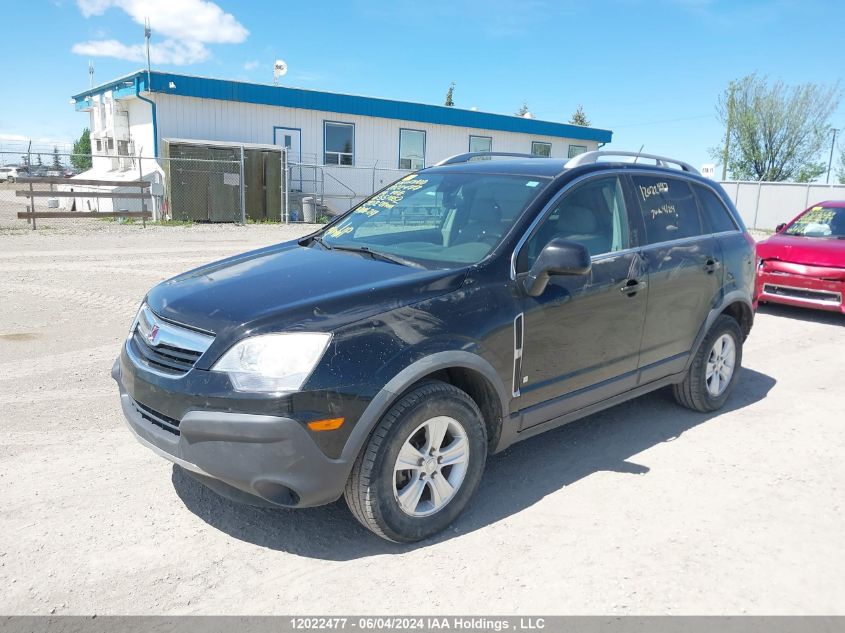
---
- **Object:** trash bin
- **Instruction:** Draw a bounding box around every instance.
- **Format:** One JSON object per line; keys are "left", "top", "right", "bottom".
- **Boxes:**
{"left": 302, "top": 197, "right": 316, "bottom": 223}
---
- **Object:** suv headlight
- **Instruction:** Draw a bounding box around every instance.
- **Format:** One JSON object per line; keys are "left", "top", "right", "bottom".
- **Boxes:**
{"left": 212, "top": 332, "right": 332, "bottom": 393}
{"left": 127, "top": 302, "right": 145, "bottom": 340}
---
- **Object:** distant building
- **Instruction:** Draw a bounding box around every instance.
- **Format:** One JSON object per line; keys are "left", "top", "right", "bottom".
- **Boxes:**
{"left": 70, "top": 70, "right": 613, "bottom": 218}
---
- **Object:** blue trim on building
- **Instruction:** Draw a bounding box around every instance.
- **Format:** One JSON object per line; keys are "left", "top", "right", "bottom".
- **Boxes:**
{"left": 72, "top": 70, "right": 612, "bottom": 143}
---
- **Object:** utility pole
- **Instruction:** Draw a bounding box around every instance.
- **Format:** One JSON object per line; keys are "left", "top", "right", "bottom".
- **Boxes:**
{"left": 826, "top": 128, "right": 838, "bottom": 184}
{"left": 721, "top": 81, "right": 735, "bottom": 181}
{"left": 88, "top": 60, "right": 94, "bottom": 89}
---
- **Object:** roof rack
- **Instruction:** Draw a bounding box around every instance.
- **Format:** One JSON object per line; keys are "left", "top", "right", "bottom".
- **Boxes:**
{"left": 564, "top": 150, "right": 699, "bottom": 174}
{"left": 435, "top": 152, "right": 539, "bottom": 166}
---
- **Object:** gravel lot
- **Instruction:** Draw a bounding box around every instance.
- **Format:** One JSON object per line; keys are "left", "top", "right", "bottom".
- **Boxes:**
{"left": 1, "top": 217, "right": 843, "bottom": 615}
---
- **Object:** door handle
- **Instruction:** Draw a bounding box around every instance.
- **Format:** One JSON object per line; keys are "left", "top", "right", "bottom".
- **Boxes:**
{"left": 704, "top": 257, "right": 719, "bottom": 274}
{"left": 620, "top": 279, "right": 647, "bottom": 295}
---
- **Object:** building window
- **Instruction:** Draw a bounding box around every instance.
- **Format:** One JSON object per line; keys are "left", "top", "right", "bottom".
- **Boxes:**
{"left": 398, "top": 129, "right": 425, "bottom": 170}
{"left": 95, "top": 140, "right": 102, "bottom": 152}
{"left": 469, "top": 135, "right": 492, "bottom": 155}
{"left": 531, "top": 141, "right": 551, "bottom": 157}
{"left": 568, "top": 144, "right": 587, "bottom": 158}
{"left": 324, "top": 121, "right": 354, "bottom": 166}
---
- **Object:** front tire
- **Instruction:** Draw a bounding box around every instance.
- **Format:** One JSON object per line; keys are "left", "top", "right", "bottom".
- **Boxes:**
{"left": 673, "top": 315, "right": 743, "bottom": 412}
{"left": 344, "top": 381, "right": 487, "bottom": 543}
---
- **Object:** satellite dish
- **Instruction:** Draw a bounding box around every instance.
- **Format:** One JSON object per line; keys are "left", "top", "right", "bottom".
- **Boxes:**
{"left": 273, "top": 59, "right": 288, "bottom": 79}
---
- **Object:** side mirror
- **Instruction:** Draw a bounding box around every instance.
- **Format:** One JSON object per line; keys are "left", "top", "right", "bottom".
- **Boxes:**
{"left": 775, "top": 223, "right": 787, "bottom": 233}
{"left": 522, "top": 238, "right": 592, "bottom": 297}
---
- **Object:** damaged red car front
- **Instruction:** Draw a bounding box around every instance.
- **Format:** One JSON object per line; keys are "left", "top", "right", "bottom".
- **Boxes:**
{"left": 756, "top": 202, "right": 845, "bottom": 314}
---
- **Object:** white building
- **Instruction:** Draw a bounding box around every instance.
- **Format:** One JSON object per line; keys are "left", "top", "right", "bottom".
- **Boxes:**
{"left": 71, "top": 70, "right": 613, "bottom": 218}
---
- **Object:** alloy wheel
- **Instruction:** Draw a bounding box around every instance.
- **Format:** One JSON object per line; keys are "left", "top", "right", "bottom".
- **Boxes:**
{"left": 706, "top": 333, "right": 736, "bottom": 397}
{"left": 392, "top": 415, "right": 470, "bottom": 517}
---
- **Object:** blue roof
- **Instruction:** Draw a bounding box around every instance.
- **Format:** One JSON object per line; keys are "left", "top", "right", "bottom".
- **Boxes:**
{"left": 72, "top": 70, "right": 612, "bottom": 144}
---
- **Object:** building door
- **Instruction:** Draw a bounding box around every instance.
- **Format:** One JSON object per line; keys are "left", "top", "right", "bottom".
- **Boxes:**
{"left": 273, "top": 127, "right": 301, "bottom": 163}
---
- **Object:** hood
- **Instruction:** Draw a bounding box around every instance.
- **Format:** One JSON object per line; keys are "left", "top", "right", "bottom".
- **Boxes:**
{"left": 146, "top": 241, "right": 467, "bottom": 341}
{"left": 756, "top": 233, "right": 845, "bottom": 269}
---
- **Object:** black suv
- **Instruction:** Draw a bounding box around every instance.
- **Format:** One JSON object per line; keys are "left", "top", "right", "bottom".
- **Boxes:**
{"left": 113, "top": 151, "right": 756, "bottom": 542}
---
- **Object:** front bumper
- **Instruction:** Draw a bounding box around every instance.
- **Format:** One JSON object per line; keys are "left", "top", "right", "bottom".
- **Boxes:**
{"left": 756, "top": 267, "right": 845, "bottom": 314}
{"left": 112, "top": 353, "right": 353, "bottom": 508}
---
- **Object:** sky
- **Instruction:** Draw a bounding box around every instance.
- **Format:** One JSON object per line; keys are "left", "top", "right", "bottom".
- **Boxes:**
{"left": 1, "top": 0, "right": 843, "bottom": 173}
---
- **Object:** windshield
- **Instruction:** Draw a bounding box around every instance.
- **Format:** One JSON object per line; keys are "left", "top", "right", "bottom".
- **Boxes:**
{"left": 784, "top": 206, "right": 845, "bottom": 238}
{"left": 318, "top": 172, "right": 549, "bottom": 267}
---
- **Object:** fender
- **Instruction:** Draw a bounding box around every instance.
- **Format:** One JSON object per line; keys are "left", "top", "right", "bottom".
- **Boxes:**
{"left": 686, "top": 289, "right": 753, "bottom": 371}
{"left": 337, "top": 350, "right": 510, "bottom": 466}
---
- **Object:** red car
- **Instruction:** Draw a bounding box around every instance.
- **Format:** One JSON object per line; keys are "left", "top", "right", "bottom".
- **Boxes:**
{"left": 756, "top": 201, "right": 845, "bottom": 314}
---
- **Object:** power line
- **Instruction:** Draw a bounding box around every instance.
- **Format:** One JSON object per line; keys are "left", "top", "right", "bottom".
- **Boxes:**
{"left": 611, "top": 114, "right": 715, "bottom": 129}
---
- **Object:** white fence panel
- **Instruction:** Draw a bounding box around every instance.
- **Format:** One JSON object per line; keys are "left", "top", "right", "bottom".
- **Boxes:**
{"left": 718, "top": 180, "right": 845, "bottom": 230}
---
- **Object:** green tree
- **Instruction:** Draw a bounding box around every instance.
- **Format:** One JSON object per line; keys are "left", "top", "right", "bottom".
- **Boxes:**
{"left": 714, "top": 74, "right": 840, "bottom": 181}
{"left": 569, "top": 105, "right": 590, "bottom": 126}
{"left": 515, "top": 102, "right": 530, "bottom": 116}
{"left": 838, "top": 146, "right": 845, "bottom": 184}
{"left": 71, "top": 128, "right": 93, "bottom": 171}
{"left": 52, "top": 146, "right": 62, "bottom": 170}
{"left": 794, "top": 162, "right": 827, "bottom": 183}
{"left": 444, "top": 82, "right": 455, "bottom": 107}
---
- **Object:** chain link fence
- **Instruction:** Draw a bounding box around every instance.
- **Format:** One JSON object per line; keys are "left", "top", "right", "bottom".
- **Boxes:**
{"left": 1, "top": 151, "right": 165, "bottom": 231}
{"left": 0, "top": 142, "right": 421, "bottom": 230}
{"left": 283, "top": 160, "right": 410, "bottom": 223}
{"left": 161, "top": 156, "right": 242, "bottom": 223}
{"left": 0, "top": 147, "right": 246, "bottom": 230}
{"left": 7, "top": 144, "right": 845, "bottom": 233}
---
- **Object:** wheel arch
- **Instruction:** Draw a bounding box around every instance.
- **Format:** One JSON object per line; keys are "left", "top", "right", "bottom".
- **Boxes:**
{"left": 686, "top": 291, "right": 754, "bottom": 372}
{"left": 339, "top": 351, "right": 510, "bottom": 467}
{"left": 720, "top": 298, "right": 753, "bottom": 338}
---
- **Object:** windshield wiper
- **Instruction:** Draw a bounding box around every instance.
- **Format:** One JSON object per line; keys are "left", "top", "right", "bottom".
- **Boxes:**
{"left": 311, "top": 235, "right": 333, "bottom": 250}
{"left": 329, "top": 244, "right": 424, "bottom": 268}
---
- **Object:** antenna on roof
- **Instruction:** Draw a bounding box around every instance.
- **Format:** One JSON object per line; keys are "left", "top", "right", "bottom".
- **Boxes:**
{"left": 144, "top": 18, "right": 152, "bottom": 87}
{"left": 273, "top": 59, "right": 288, "bottom": 86}
{"left": 633, "top": 144, "right": 644, "bottom": 164}
{"left": 88, "top": 59, "right": 94, "bottom": 89}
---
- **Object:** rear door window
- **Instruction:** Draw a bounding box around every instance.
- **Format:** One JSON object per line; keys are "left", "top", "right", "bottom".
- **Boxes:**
{"left": 631, "top": 175, "right": 703, "bottom": 244}
{"left": 693, "top": 184, "right": 738, "bottom": 233}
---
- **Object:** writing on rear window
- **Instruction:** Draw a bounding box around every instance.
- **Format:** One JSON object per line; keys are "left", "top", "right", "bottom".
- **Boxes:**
{"left": 632, "top": 176, "right": 703, "bottom": 244}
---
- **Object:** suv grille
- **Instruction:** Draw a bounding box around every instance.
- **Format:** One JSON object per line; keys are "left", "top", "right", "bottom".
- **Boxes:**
{"left": 129, "top": 331, "right": 203, "bottom": 373}
{"left": 133, "top": 399, "right": 181, "bottom": 435}
{"left": 127, "top": 305, "right": 214, "bottom": 376}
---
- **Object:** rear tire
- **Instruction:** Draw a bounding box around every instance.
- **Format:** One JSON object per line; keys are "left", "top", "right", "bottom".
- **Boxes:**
{"left": 673, "top": 315, "right": 743, "bottom": 413}
{"left": 344, "top": 381, "right": 487, "bottom": 543}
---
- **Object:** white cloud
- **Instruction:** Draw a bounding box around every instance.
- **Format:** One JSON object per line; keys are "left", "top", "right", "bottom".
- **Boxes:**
{"left": 73, "top": 0, "right": 248, "bottom": 65}
{"left": 72, "top": 38, "right": 209, "bottom": 65}
{"left": 244, "top": 60, "right": 259, "bottom": 71}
